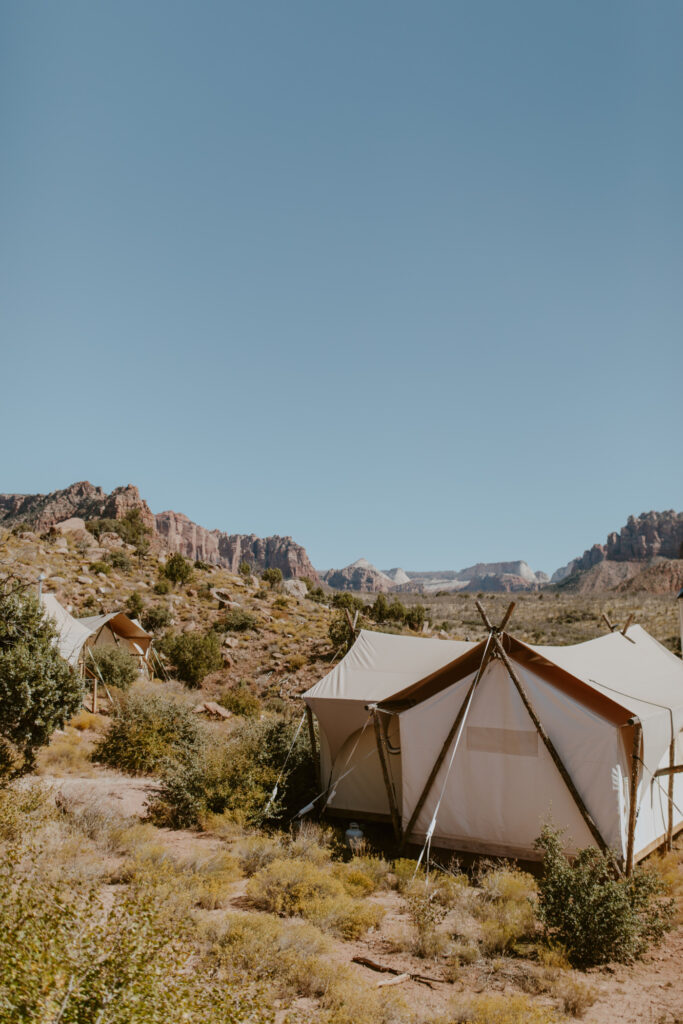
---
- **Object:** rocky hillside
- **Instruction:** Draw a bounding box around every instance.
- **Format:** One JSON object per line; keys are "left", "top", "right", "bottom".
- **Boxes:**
{"left": 0, "top": 482, "right": 318, "bottom": 580}
{"left": 553, "top": 511, "right": 683, "bottom": 583}
{"left": 323, "top": 558, "right": 549, "bottom": 594}
{"left": 321, "top": 558, "right": 394, "bottom": 592}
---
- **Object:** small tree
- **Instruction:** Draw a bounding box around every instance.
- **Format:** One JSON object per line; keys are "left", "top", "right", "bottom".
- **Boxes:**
{"left": 141, "top": 603, "right": 171, "bottom": 633}
{"left": 88, "top": 646, "right": 138, "bottom": 691}
{"left": 262, "top": 568, "right": 283, "bottom": 589}
{"left": 126, "top": 590, "right": 144, "bottom": 619}
{"left": 162, "top": 630, "right": 223, "bottom": 687}
{"left": 370, "top": 592, "right": 389, "bottom": 623}
{"left": 163, "top": 553, "right": 193, "bottom": 586}
{"left": 0, "top": 578, "right": 82, "bottom": 778}
{"left": 238, "top": 561, "right": 252, "bottom": 579}
{"left": 405, "top": 604, "right": 426, "bottom": 631}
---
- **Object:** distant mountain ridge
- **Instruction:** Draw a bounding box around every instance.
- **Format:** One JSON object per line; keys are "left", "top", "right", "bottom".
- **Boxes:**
{"left": 322, "top": 558, "right": 548, "bottom": 593}
{"left": 0, "top": 482, "right": 319, "bottom": 581}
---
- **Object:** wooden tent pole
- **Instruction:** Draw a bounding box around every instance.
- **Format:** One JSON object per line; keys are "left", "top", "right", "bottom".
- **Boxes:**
{"left": 399, "top": 646, "right": 495, "bottom": 851}
{"left": 490, "top": 632, "right": 612, "bottom": 858}
{"left": 626, "top": 720, "right": 642, "bottom": 875}
{"left": 306, "top": 705, "right": 321, "bottom": 790}
{"left": 372, "top": 709, "right": 402, "bottom": 843}
{"left": 667, "top": 737, "right": 675, "bottom": 852}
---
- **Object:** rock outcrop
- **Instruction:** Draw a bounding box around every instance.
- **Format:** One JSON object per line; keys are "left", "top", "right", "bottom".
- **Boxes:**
{"left": 0, "top": 481, "right": 155, "bottom": 534}
{"left": 551, "top": 511, "right": 683, "bottom": 584}
{"left": 322, "top": 558, "right": 394, "bottom": 592}
{"left": 0, "top": 482, "right": 318, "bottom": 581}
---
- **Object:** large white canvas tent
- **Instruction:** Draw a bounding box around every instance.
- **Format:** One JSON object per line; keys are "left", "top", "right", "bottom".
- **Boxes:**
{"left": 42, "top": 594, "right": 152, "bottom": 675}
{"left": 303, "top": 618, "right": 683, "bottom": 871}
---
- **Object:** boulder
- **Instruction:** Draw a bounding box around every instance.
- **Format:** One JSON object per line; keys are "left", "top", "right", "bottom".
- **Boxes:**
{"left": 283, "top": 579, "right": 308, "bottom": 599}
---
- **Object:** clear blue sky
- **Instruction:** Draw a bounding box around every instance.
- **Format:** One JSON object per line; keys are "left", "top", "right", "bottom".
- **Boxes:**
{"left": 1, "top": 2, "right": 681, "bottom": 574}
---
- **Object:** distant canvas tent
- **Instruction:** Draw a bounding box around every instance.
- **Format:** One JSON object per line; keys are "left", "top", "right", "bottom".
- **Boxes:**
{"left": 41, "top": 594, "right": 153, "bottom": 676}
{"left": 303, "top": 609, "right": 683, "bottom": 872}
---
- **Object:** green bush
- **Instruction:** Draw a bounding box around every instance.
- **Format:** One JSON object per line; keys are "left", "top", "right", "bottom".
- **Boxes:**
{"left": 0, "top": 583, "right": 82, "bottom": 778}
{"left": 238, "top": 561, "right": 251, "bottom": 579}
{"left": 194, "top": 560, "right": 212, "bottom": 571}
{"left": 93, "top": 691, "right": 202, "bottom": 775}
{"left": 89, "top": 560, "right": 111, "bottom": 576}
{"left": 88, "top": 646, "right": 139, "bottom": 691}
{"left": 220, "top": 609, "right": 258, "bottom": 633}
{"left": 328, "top": 611, "right": 358, "bottom": 654}
{"left": 126, "top": 590, "right": 144, "bottom": 619}
{"left": 153, "top": 577, "right": 171, "bottom": 595}
{"left": 220, "top": 685, "right": 261, "bottom": 718}
{"left": 262, "top": 568, "right": 283, "bottom": 589}
{"left": 405, "top": 604, "right": 426, "bottom": 631}
{"left": 108, "top": 550, "right": 132, "bottom": 572}
{"left": 163, "top": 553, "right": 193, "bottom": 586}
{"left": 162, "top": 630, "right": 223, "bottom": 687}
{"left": 535, "top": 825, "right": 675, "bottom": 966}
{"left": 151, "top": 715, "right": 316, "bottom": 829}
{"left": 141, "top": 603, "right": 172, "bottom": 633}
{"left": 331, "top": 592, "right": 366, "bottom": 612}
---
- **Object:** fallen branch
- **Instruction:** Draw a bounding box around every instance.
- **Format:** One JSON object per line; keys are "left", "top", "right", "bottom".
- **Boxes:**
{"left": 351, "top": 956, "right": 442, "bottom": 988}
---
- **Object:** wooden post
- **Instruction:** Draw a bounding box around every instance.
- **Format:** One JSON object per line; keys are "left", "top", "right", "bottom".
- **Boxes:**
{"left": 372, "top": 709, "right": 402, "bottom": 843}
{"left": 92, "top": 674, "right": 97, "bottom": 714}
{"left": 399, "top": 644, "right": 495, "bottom": 851}
{"left": 306, "top": 705, "right": 321, "bottom": 790}
{"left": 490, "top": 631, "right": 612, "bottom": 858}
{"left": 667, "top": 737, "right": 675, "bottom": 852}
{"left": 626, "top": 720, "right": 642, "bottom": 875}
{"left": 601, "top": 613, "right": 616, "bottom": 632}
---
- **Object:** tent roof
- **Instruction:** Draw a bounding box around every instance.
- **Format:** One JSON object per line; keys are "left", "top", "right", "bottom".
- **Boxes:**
{"left": 305, "top": 625, "right": 683, "bottom": 724}
{"left": 41, "top": 593, "right": 92, "bottom": 666}
{"left": 78, "top": 612, "right": 152, "bottom": 643}
{"left": 304, "top": 630, "right": 477, "bottom": 704}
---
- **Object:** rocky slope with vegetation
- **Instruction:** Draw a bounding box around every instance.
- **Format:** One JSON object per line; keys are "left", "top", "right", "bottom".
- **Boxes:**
{"left": 0, "top": 480, "right": 318, "bottom": 580}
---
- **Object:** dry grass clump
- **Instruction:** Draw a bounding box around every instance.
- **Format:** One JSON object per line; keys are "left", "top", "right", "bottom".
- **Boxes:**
{"left": 36, "top": 727, "right": 99, "bottom": 775}
{"left": 69, "top": 709, "right": 108, "bottom": 732}
{"left": 474, "top": 864, "right": 537, "bottom": 954}
{"left": 343, "top": 852, "right": 393, "bottom": 893}
{"left": 235, "top": 833, "right": 287, "bottom": 875}
{"left": 447, "top": 992, "right": 561, "bottom": 1024}
{"left": 553, "top": 976, "right": 598, "bottom": 1018}
{"left": 247, "top": 857, "right": 384, "bottom": 939}
{"left": 393, "top": 857, "right": 424, "bottom": 891}
{"left": 208, "top": 913, "right": 408, "bottom": 1024}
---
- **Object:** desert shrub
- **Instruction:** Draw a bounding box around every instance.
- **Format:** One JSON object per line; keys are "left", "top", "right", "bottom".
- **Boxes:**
{"left": 0, "top": 835, "right": 260, "bottom": 1024}
{"left": 220, "top": 684, "right": 261, "bottom": 718}
{"left": 89, "top": 560, "right": 111, "bottom": 575}
{"left": 331, "top": 592, "right": 366, "bottom": 612}
{"left": 0, "top": 583, "right": 82, "bottom": 778}
{"left": 272, "top": 596, "right": 288, "bottom": 610}
{"left": 141, "top": 603, "right": 172, "bottom": 632}
{"left": 194, "top": 559, "right": 212, "bottom": 571}
{"left": 450, "top": 992, "right": 560, "bottom": 1024}
{"left": 328, "top": 611, "right": 357, "bottom": 654}
{"left": 108, "top": 550, "right": 132, "bottom": 572}
{"left": 535, "top": 825, "right": 675, "bottom": 967}
{"left": 247, "top": 858, "right": 384, "bottom": 939}
{"left": 474, "top": 864, "right": 537, "bottom": 954}
{"left": 89, "top": 645, "right": 139, "bottom": 691}
{"left": 161, "top": 630, "right": 223, "bottom": 687}
{"left": 163, "top": 552, "right": 193, "bottom": 586}
{"left": 153, "top": 577, "right": 171, "bottom": 595}
{"left": 238, "top": 561, "right": 251, "bottom": 578}
{"left": 126, "top": 589, "right": 144, "bottom": 618}
{"left": 151, "top": 715, "right": 316, "bottom": 829}
{"left": 220, "top": 608, "right": 258, "bottom": 632}
{"left": 393, "top": 857, "right": 424, "bottom": 891}
{"left": 554, "top": 976, "right": 598, "bottom": 1017}
{"left": 93, "top": 691, "right": 202, "bottom": 775}
{"left": 404, "top": 880, "right": 448, "bottom": 957}
{"left": 306, "top": 586, "right": 326, "bottom": 603}
{"left": 262, "top": 568, "right": 283, "bottom": 589}
{"left": 405, "top": 604, "right": 426, "bottom": 631}
{"left": 342, "top": 854, "right": 392, "bottom": 894}
{"left": 287, "top": 652, "right": 307, "bottom": 671}
{"left": 235, "top": 834, "right": 287, "bottom": 876}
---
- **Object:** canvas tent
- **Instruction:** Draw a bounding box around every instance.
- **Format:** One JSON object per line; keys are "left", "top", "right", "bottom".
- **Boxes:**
{"left": 42, "top": 594, "right": 153, "bottom": 675}
{"left": 303, "top": 618, "right": 683, "bottom": 870}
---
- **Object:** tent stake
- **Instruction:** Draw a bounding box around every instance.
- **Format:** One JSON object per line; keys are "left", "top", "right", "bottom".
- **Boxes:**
{"left": 372, "top": 709, "right": 402, "bottom": 843}
{"left": 626, "top": 720, "right": 642, "bottom": 875}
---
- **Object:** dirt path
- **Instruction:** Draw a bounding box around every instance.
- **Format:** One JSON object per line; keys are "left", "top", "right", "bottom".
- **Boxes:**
{"left": 40, "top": 770, "right": 157, "bottom": 818}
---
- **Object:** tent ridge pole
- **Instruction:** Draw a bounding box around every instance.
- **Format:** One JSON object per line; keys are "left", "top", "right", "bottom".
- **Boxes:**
{"left": 490, "top": 632, "right": 614, "bottom": 862}
{"left": 371, "top": 708, "right": 402, "bottom": 844}
{"left": 306, "top": 705, "right": 321, "bottom": 791}
{"left": 625, "top": 719, "right": 642, "bottom": 875}
{"left": 667, "top": 738, "right": 675, "bottom": 852}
